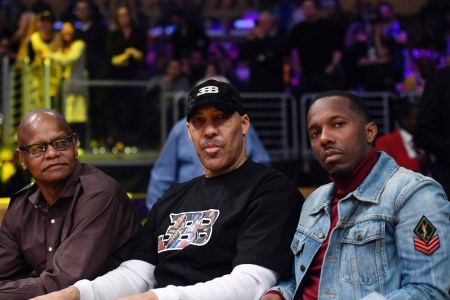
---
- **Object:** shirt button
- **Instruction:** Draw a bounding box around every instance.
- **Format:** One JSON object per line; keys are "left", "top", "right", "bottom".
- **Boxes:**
{"left": 357, "top": 230, "right": 363, "bottom": 241}
{"left": 50, "top": 219, "right": 55, "bottom": 224}
{"left": 300, "top": 265, "right": 306, "bottom": 272}
{"left": 48, "top": 247, "right": 53, "bottom": 252}
{"left": 317, "top": 232, "right": 324, "bottom": 239}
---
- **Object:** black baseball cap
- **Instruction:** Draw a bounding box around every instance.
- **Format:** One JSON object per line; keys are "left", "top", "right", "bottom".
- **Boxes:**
{"left": 186, "top": 79, "right": 246, "bottom": 122}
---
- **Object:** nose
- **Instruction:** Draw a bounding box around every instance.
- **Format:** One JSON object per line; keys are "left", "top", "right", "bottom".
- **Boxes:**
{"left": 319, "top": 127, "right": 335, "bottom": 145}
{"left": 203, "top": 120, "right": 218, "bottom": 137}
{"left": 43, "top": 144, "right": 60, "bottom": 158}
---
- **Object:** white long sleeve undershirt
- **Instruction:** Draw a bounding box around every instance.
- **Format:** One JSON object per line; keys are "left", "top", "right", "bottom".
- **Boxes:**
{"left": 74, "top": 260, "right": 278, "bottom": 300}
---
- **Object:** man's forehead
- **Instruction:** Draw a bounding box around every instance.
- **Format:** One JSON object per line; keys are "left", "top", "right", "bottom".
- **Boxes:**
{"left": 190, "top": 106, "right": 225, "bottom": 116}
{"left": 19, "top": 112, "right": 68, "bottom": 139}
{"left": 308, "top": 98, "right": 354, "bottom": 123}
{"left": 310, "top": 97, "right": 352, "bottom": 113}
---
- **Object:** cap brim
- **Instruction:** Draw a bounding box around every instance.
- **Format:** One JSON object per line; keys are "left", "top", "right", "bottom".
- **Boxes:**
{"left": 187, "top": 100, "right": 237, "bottom": 121}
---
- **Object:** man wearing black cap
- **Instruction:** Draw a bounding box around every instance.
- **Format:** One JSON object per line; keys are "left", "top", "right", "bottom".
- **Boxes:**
{"left": 33, "top": 80, "right": 304, "bottom": 300}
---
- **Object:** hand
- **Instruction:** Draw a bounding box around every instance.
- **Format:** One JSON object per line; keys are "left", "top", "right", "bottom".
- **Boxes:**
{"left": 261, "top": 295, "right": 283, "bottom": 300}
{"left": 115, "top": 291, "right": 159, "bottom": 300}
{"left": 324, "top": 64, "right": 335, "bottom": 75}
{"left": 41, "top": 50, "right": 52, "bottom": 59}
{"left": 125, "top": 47, "right": 143, "bottom": 61}
{"left": 30, "top": 286, "right": 80, "bottom": 300}
{"left": 247, "top": 26, "right": 264, "bottom": 40}
{"left": 124, "top": 47, "right": 134, "bottom": 56}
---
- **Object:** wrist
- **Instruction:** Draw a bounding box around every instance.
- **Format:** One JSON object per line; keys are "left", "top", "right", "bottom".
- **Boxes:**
{"left": 66, "top": 286, "right": 81, "bottom": 300}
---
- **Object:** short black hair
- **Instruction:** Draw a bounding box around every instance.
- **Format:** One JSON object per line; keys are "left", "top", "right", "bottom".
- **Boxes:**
{"left": 312, "top": 90, "right": 371, "bottom": 122}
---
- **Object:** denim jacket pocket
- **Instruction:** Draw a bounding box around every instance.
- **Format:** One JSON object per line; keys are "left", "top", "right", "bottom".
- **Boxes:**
{"left": 340, "top": 219, "right": 389, "bottom": 284}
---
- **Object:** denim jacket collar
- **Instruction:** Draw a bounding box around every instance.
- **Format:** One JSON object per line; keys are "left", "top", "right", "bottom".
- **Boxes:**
{"left": 309, "top": 152, "right": 399, "bottom": 216}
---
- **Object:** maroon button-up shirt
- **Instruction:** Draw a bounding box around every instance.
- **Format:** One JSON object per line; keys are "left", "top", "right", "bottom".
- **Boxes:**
{"left": 0, "top": 161, "right": 140, "bottom": 299}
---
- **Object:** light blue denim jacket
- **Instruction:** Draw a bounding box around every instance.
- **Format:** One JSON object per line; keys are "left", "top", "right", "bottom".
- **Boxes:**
{"left": 272, "top": 152, "right": 450, "bottom": 300}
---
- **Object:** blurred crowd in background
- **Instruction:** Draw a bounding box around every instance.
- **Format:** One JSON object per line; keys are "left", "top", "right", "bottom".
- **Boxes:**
{"left": 0, "top": 0, "right": 449, "bottom": 184}
{"left": 1, "top": 0, "right": 449, "bottom": 94}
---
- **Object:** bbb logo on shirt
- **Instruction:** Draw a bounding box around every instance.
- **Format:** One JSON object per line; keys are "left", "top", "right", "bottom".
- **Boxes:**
{"left": 157, "top": 209, "right": 220, "bottom": 253}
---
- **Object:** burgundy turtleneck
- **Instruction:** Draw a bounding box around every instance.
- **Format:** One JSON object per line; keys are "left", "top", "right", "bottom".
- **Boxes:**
{"left": 301, "top": 149, "right": 378, "bottom": 300}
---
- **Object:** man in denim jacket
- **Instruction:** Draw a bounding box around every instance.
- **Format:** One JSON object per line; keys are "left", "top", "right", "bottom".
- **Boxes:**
{"left": 263, "top": 91, "right": 450, "bottom": 300}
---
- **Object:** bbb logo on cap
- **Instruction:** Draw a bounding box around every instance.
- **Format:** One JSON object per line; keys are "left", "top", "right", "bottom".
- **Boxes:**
{"left": 197, "top": 86, "right": 219, "bottom": 96}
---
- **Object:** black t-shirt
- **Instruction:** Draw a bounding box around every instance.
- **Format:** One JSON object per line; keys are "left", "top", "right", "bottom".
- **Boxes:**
{"left": 129, "top": 160, "right": 304, "bottom": 287}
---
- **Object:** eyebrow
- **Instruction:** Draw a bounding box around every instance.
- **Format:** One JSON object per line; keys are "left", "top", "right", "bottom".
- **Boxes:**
{"left": 308, "top": 114, "right": 348, "bottom": 128}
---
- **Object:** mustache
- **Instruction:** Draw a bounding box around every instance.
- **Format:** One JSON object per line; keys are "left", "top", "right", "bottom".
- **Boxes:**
{"left": 200, "top": 138, "right": 225, "bottom": 149}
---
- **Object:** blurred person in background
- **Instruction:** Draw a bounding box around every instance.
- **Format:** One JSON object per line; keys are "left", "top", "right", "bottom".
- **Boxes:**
{"left": 27, "top": 10, "right": 62, "bottom": 111}
{"left": 342, "top": 22, "right": 393, "bottom": 91}
{"left": 286, "top": 0, "right": 343, "bottom": 95}
{"left": 239, "top": 10, "right": 286, "bottom": 93}
{"left": 104, "top": 3, "right": 147, "bottom": 149}
{"left": 376, "top": 1, "right": 408, "bottom": 85}
{"left": 71, "top": 0, "right": 108, "bottom": 148}
{"left": 144, "top": 59, "right": 191, "bottom": 148}
{"left": 169, "top": 9, "right": 210, "bottom": 61}
{"left": 44, "top": 22, "right": 88, "bottom": 149}
{"left": 375, "top": 100, "right": 427, "bottom": 174}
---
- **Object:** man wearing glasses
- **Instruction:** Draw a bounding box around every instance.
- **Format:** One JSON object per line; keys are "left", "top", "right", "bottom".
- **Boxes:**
{"left": 0, "top": 109, "right": 140, "bottom": 299}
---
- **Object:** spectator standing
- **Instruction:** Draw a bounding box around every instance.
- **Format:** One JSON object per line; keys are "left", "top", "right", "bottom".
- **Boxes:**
{"left": 45, "top": 22, "right": 88, "bottom": 148}
{"left": 239, "top": 11, "right": 286, "bottom": 93}
{"left": 0, "top": 109, "right": 139, "bottom": 299}
{"left": 71, "top": 0, "right": 108, "bottom": 147}
{"left": 106, "top": 3, "right": 146, "bottom": 81}
{"left": 342, "top": 22, "right": 392, "bottom": 91}
{"left": 169, "top": 9, "right": 210, "bottom": 61}
{"left": 144, "top": 59, "right": 191, "bottom": 148}
{"left": 263, "top": 90, "right": 450, "bottom": 300}
{"left": 376, "top": 1, "right": 408, "bottom": 84}
{"left": 27, "top": 10, "right": 62, "bottom": 111}
{"left": 104, "top": 3, "right": 147, "bottom": 148}
{"left": 286, "top": 0, "right": 343, "bottom": 94}
{"left": 414, "top": 66, "right": 450, "bottom": 197}
{"left": 7, "top": 0, "right": 52, "bottom": 60}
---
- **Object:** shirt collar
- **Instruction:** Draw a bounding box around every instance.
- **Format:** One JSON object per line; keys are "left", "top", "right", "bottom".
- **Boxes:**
{"left": 27, "top": 160, "right": 82, "bottom": 207}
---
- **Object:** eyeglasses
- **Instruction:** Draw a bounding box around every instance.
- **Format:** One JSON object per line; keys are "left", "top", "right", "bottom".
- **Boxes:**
{"left": 19, "top": 133, "right": 76, "bottom": 158}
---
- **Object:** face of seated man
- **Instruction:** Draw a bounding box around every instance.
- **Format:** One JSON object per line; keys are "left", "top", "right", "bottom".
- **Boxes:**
{"left": 187, "top": 106, "right": 249, "bottom": 178}
{"left": 17, "top": 109, "right": 78, "bottom": 204}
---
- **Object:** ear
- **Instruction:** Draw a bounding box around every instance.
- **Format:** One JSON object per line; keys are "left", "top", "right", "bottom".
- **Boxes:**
{"left": 186, "top": 122, "right": 193, "bottom": 142}
{"left": 365, "top": 121, "right": 378, "bottom": 144}
{"left": 241, "top": 114, "right": 250, "bottom": 135}
{"left": 73, "top": 134, "right": 79, "bottom": 156}
{"left": 16, "top": 150, "right": 27, "bottom": 170}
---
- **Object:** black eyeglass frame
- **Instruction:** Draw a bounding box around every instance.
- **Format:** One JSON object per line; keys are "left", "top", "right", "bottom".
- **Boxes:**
{"left": 19, "top": 133, "right": 76, "bottom": 158}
